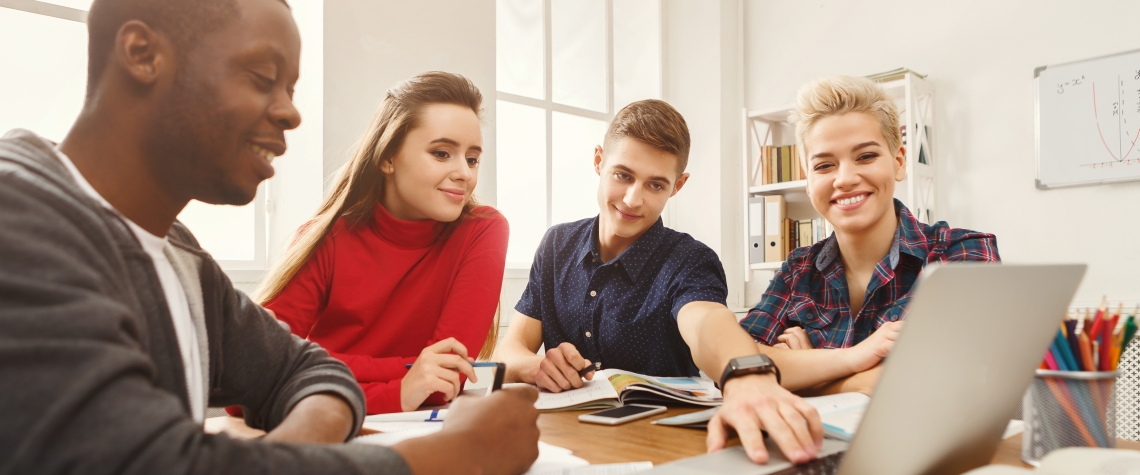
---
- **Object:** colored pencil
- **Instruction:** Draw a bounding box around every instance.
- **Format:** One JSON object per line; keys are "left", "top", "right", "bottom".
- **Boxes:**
{"left": 1043, "top": 350, "right": 1059, "bottom": 371}
{"left": 1044, "top": 378, "right": 1097, "bottom": 446}
{"left": 1078, "top": 333, "right": 1095, "bottom": 372}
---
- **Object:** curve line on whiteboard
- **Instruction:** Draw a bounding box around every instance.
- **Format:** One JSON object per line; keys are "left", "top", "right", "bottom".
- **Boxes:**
{"left": 1092, "top": 82, "right": 1140, "bottom": 162}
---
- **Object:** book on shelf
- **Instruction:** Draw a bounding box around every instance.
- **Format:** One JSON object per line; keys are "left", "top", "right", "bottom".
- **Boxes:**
{"left": 774, "top": 217, "right": 834, "bottom": 261}
{"left": 529, "top": 369, "right": 722, "bottom": 412}
{"left": 757, "top": 144, "right": 804, "bottom": 186}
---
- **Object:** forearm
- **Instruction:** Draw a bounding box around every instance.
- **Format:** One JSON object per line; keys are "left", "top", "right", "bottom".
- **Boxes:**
{"left": 493, "top": 339, "right": 544, "bottom": 383}
{"left": 264, "top": 393, "right": 355, "bottom": 444}
{"left": 756, "top": 345, "right": 860, "bottom": 391}
{"left": 795, "top": 365, "right": 883, "bottom": 397}
{"left": 686, "top": 307, "right": 764, "bottom": 380}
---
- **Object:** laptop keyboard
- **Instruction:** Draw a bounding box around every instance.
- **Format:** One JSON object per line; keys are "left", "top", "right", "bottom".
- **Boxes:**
{"left": 770, "top": 451, "right": 845, "bottom": 475}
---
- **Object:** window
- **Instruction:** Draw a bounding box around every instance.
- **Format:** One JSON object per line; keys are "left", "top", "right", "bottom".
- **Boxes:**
{"left": 495, "top": 0, "right": 662, "bottom": 268}
{"left": 0, "top": 1, "right": 323, "bottom": 284}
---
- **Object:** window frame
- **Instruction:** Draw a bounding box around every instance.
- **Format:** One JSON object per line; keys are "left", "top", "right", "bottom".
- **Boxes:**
{"left": 1, "top": 0, "right": 271, "bottom": 282}
{"left": 495, "top": 0, "right": 663, "bottom": 269}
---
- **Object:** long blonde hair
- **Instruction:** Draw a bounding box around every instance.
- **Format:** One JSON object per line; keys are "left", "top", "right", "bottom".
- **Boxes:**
{"left": 256, "top": 71, "right": 499, "bottom": 359}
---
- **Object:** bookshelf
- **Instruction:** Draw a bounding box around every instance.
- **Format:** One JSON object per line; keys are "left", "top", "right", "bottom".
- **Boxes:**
{"left": 741, "top": 71, "right": 937, "bottom": 284}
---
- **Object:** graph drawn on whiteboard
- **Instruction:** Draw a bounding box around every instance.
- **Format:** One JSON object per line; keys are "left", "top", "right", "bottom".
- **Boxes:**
{"left": 1035, "top": 48, "right": 1140, "bottom": 189}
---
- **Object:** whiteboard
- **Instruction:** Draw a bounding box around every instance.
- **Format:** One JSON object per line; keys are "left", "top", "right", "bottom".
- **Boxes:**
{"left": 1035, "top": 49, "right": 1140, "bottom": 189}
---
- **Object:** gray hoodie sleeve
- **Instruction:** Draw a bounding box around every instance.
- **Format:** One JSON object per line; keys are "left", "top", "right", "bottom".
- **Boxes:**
{"left": 0, "top": 150, "right": 410, "bottom": 475}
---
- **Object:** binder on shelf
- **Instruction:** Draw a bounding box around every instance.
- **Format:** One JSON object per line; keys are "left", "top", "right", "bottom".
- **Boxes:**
{"left": 763, "top": 195, "right": 786, "bottom": 262}
{"left": 748, "top": 197, "right": 765, "bottom": 264}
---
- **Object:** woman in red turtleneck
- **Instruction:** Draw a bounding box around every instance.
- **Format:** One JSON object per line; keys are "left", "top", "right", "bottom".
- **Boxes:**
{"left": 252, "top": 72, "right": 506, "bottom": 414}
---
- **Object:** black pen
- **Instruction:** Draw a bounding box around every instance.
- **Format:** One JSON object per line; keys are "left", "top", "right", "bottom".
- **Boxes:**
{"left": 578, "top": 363, "right": 596, "bottom": 377}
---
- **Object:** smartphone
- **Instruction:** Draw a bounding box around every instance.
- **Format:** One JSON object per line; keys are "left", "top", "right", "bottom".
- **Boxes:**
{"left": 481, "top": 362, "right": 506, "bottom": 396}
{"left": 578, "top": 404, "right": 667, "bottom": 425}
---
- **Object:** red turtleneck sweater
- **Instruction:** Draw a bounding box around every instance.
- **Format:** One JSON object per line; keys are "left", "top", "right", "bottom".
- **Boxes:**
{"left": 266, "top": 203, "right": 508, "bottom": 414}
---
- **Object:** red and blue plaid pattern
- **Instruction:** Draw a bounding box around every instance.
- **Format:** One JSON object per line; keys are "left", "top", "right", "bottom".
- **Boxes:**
{"left": 740, "top": 200, "right": 1000, "bottom": 348}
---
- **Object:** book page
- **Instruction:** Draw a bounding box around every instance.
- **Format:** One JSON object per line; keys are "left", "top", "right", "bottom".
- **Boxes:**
{"left": 604, "top": 369, "right": 721, "bottom": 401}
{"left": 533, "top": 379, "right": 620, "bottom": 411}
{"left": 802, "top": 392, "right": 870, "bottom": 416}
{"left": 802, "top": 392, "right": 870, "bottom": 440}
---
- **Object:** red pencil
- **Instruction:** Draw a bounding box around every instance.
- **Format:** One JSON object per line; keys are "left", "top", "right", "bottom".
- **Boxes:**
{"left": 1088, "top": 298, "right": 1107, "bottom": 341}
{"left": 1100, "top": 310, "right": 1120, "bottom": 371}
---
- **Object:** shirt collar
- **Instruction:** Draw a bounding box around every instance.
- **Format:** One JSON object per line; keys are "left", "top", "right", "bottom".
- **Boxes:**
{"left": 54, "top": 147, "right": 168, "bottom": 249}
{"left": 580, "top": 216, "right": 666, "bottom": 283}
{"left": 815, "top": 199, "right": 924, "bottom": 271}
{"left": 372, "top": 201, "right": 442, "bottom": 249}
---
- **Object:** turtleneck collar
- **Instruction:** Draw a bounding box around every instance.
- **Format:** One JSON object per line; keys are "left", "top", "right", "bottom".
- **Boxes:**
{"left": 372, "top": 201, "right": 443, "bottom": 249}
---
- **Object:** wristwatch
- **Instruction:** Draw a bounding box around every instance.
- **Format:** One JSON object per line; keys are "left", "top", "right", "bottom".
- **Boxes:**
{"left": 718, "top": 354, "right": 781, "bottom": 390}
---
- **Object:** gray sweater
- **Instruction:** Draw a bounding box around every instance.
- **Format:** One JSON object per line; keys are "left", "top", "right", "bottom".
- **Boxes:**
{"left": 0, "top": 130, "right": 411, "bottom": 475}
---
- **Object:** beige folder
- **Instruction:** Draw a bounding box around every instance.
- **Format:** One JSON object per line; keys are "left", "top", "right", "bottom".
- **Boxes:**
{"left": 763, "top": 195, "right": 786, "bottom": 262}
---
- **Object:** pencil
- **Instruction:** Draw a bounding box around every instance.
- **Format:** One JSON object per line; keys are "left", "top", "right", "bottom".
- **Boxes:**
{"left": 1079, "top": 333, "right": 1095, "bottom": 372}
{"left": 1045, "top": 378, "right": 1097, "bottom": 446}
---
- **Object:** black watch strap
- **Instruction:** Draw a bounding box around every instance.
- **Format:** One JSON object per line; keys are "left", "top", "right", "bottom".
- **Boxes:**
{"left": 718, "top": 354, "right": 780, "bottom": 390}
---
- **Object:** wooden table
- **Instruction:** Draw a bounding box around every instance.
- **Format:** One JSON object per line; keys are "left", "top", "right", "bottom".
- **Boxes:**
{"left": 535, "top": 408, "right": 1140, "bottom": 468}
{"left": 206, "top": 407, "right": 1140, "bottom": 469}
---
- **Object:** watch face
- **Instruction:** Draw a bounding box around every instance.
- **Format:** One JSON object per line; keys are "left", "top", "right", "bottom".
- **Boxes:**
{"left": 735, "top": 354, "right": 770, "bottom": 368}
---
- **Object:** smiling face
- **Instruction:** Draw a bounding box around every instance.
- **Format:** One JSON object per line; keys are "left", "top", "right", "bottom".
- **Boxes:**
{"left": 148, "top": 0, "right": 301, "bottom": 206}
{"left": 804, "top": 112, "right": 906, "bottom": 236}
{"left": 380, "top": 103, "right": 483, "bottom": 222}
{"left": 593, "top": 137, "right": 689, "bottom": 240}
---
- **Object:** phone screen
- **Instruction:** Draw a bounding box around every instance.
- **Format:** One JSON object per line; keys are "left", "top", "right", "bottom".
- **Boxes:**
{"left": 588, "top": 405, "right": 661, "bottom": 419}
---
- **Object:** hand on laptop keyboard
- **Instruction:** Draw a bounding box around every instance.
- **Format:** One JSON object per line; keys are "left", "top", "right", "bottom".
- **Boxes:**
{"left": 706, "top": 374, "right": 824, "bottom": 465}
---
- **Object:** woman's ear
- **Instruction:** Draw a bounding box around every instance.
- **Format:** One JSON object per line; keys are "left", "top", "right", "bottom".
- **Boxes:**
{"left": 381, "top": 159, "right": 395, "bottom": 175}
{"left": 894, "top": 146, "right": 907, "bottom": 182}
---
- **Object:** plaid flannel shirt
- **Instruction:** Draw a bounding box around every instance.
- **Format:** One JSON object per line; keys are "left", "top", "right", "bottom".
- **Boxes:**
{"left": 740, "top": 199, "right": 1000, "bottom": 348}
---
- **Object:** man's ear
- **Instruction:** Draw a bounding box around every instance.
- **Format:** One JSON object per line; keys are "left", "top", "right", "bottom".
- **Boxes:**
{"left": 115, "top": 20, "right": 171, "bottom": 88}
{"left": 594, "top": 145, "right": 604, "bottom": 176}
{"left": 670, "top": 172, "right": 690, "bottom": 197}
{"left": 894, "top": 145, "right": 907, "bottom": 182}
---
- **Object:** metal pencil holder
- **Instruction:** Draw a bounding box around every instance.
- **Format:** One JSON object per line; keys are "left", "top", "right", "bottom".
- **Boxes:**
{"left": 1021, "top": 369, "right": 1117, "bottom": 466}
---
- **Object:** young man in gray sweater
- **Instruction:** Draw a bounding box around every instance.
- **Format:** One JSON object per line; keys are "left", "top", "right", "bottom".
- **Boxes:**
{"left": 0, "top": 0, "right": 540, "bottom": 474}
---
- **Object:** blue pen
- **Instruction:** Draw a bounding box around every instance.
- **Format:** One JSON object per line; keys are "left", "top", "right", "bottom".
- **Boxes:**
{"left": 404, "top": 362, "right": 504, "bottom": 369}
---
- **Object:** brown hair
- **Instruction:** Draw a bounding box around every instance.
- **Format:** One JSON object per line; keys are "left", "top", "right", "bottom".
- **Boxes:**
{"left": 603, "top": 99, "right": 691, "bottom": 175}
{"left": 255, "top": 71, "right": 499, "bottom": 359}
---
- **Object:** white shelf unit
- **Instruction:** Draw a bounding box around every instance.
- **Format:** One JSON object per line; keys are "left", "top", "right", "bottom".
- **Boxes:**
{"left": 741, "top": 72, "right": 937, "bottom": 283}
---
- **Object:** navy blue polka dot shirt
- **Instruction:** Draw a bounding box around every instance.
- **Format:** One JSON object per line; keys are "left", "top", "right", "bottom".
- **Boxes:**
{"left": 515, "top": 216, "right": 728, "bottom": 377}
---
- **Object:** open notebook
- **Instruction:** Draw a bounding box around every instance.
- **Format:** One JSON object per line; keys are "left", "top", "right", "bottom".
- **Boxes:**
{"left": 530, "top": 369, "right": 723, "bottom": 412}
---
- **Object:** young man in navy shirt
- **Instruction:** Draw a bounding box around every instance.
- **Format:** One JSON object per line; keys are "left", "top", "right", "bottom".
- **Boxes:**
{"left": 494, "top": 100, "right": 824, "bottom": 465}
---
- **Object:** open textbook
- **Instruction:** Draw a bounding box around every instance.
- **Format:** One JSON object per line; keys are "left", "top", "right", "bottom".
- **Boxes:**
{"left": 530, "top": 369, "right": 723, "bottom": 412}
{"left": 652, "top": 392, "right": 870, "bottom": 441}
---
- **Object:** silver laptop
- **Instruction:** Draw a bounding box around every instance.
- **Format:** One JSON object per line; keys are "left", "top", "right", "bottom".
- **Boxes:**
{"left": 646, "top": 263, "right": 1087, "bottom": 475}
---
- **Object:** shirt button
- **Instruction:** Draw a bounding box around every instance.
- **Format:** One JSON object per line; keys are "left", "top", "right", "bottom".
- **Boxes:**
{"left": 586, "top": 331, "right": 592, "bottom": 338}
{"left": 592, "top": 257, "right": 596, "bottom": 263}
{"left": 589, "top": 290, "right": 597, "bottom": 297}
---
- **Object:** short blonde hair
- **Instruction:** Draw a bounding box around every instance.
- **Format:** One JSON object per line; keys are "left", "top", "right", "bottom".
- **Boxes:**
{"left": 790, "top": 76, "right": 902, "bottom": 168}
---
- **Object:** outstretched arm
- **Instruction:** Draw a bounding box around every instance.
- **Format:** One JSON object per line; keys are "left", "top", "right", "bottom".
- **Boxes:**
{"left": 678, "top": 301, "right": 824, "bottom": 465}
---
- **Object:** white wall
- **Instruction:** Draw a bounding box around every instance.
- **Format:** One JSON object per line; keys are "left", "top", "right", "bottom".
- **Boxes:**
{"left": 662, "top": 0, "right": 747, "bottom": 309}
{"left": 743, "top": 0, "right": 1140, "bottom": 307}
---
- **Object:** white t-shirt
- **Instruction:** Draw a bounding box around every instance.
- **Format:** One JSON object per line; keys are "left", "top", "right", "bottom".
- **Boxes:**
{"left": 54, "top": 150, "right": 205, "bottom": 422}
